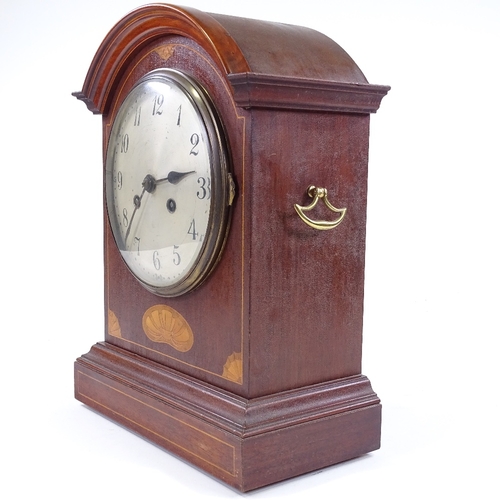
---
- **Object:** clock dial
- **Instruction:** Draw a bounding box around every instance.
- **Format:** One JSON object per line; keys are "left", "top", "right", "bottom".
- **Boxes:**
{"left": 105, "top": 69, "right": 232, "bottom": 296}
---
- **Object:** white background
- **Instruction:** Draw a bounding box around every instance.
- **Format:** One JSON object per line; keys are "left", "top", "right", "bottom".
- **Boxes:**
{"left": 1, "top": 0, "right": 499, "bottom": 498}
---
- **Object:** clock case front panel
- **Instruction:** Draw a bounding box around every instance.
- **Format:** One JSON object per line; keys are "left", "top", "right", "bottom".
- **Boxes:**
{"left": 74, "top": 5, "right": 389, "bottom": 492}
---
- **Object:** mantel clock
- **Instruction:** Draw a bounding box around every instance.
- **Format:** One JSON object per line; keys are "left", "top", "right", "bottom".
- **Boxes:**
{"left": 73, "top": 4, "right": 389, "bottom": 491}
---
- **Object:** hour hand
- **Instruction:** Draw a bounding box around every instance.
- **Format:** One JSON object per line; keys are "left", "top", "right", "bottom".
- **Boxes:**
{"left": 156, "top": 170, "right": 196, "bottom": 185}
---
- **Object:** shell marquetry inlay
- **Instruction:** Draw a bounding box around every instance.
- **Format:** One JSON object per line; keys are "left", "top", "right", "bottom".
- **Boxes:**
{"left": 142, "top": 305, "right": 194, "bottom": 352}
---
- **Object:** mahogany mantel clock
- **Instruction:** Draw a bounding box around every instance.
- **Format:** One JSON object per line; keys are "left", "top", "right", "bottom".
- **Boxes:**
{"left": 73, "top": 4, "right": 389, "bottom": 491}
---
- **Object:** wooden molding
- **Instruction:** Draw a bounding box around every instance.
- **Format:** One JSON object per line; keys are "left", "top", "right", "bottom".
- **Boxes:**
{"left": 229, "top": 73, "right": 390, "bottom": 113}
{"left": 76, "top": 342, "right": 381, "bottom": 491}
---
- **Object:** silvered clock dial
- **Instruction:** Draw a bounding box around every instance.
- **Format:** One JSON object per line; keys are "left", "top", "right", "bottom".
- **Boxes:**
{"left": 105, "top": 69, "right": 233, "bottom": 296}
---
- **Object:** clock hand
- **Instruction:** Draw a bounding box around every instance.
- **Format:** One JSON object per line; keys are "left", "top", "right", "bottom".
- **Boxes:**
{"left": 141, "top": 171, "right": 196, "bottom": 195}
{"left": 124, "top": 186, "right": 146, "bottom": 243}
{"left": 155, "top": 170, "right": 196, "bottom": 186}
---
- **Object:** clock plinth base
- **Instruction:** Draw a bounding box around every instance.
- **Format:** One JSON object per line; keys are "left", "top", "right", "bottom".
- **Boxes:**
{"left": 75, "top": 342, "right": 381, "bottom": 492}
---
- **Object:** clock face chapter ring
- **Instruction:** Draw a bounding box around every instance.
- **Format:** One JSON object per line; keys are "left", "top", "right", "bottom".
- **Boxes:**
{"left": 105, "top": 69, "right": 233, "bottom": 297}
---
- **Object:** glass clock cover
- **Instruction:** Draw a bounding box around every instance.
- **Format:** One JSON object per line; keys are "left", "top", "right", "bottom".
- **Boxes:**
{"left": 105, "top": 69, "right": 232, "bottom": 296}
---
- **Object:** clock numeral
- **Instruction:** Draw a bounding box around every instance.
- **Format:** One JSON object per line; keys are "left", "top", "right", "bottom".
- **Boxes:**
{"left": 134, "top": 237, "right": 141, "bottom": 255}
{"left": 190, "top": 133, "right": 200, "bottom": 156}
{"left": 188, "top": 219, "right": 199, "bottom": 240}
{"left": 120, "top": 134, "right": 129, "bottom": 153}
{"left": 152, "top": 94, "right": 164, "bottom": 115}
{"left": 197, "top": 176, "right": 211, "bottom": 200}
{"left": 177, "top": 105, "right": 182, "bottom": 126}
{"left": 153, "top": 251, "right": 161, "bottom": 270}
{"left": 173, "top": 245, "right": 181, "bottom": 266}
{"left": 134, "top": 106, "right": 141, "bottom": 126}
{"left": 122, "top": 208, "right": 129, "bottom": 227}
{"left": 116, "top": 171, "right": 123, "bottom": 190}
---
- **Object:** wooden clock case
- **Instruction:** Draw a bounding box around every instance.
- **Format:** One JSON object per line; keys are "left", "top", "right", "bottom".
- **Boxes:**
{"left": 74, "top": 4, "right": 389, "bottom": 492}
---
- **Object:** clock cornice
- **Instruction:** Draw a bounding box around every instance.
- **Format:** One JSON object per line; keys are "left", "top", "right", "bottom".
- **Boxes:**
{"left": 73, "top": 3, "right": 384, "bottom": 115}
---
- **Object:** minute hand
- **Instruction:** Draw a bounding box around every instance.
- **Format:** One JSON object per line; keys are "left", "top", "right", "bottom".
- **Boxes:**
{"left": 124, "top": 186, "right": 146, "bottom": 244}
{"left": 156, "top": 170, "right": 196, "bottom": 185}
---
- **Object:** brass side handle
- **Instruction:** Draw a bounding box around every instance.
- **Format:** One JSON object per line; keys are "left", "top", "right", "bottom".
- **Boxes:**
{"left": 294, "top": 186, "right": 346, "bottom": 230}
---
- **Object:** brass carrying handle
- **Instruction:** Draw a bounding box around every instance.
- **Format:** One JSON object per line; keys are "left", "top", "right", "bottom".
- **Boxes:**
{"left": 294, "top": 186, "right": 346, "bottom": 230}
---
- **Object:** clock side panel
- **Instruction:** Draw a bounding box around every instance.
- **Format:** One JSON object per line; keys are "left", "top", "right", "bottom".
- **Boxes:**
{"left": 247, "top": 109, "right": 371, "bottom": 398}
{"left": 102, "top": 37, "right": 250, "bottom": 396}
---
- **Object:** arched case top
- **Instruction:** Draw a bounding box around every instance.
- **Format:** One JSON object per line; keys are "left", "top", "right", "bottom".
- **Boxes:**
{"left": 74, "top": 4, "right": 389, "bottom": 115}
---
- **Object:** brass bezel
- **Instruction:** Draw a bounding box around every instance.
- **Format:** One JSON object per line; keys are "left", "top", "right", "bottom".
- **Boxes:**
{"left": 105, "top": 69, "right": 233, "bottom": 297}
